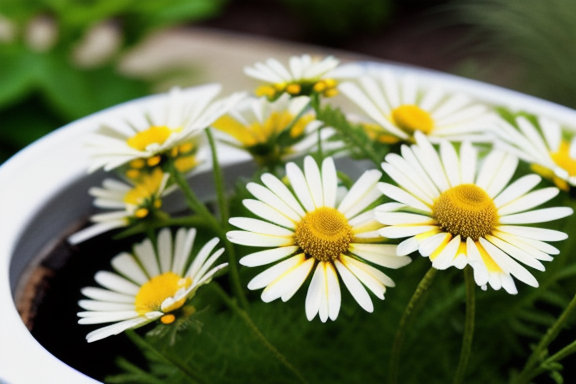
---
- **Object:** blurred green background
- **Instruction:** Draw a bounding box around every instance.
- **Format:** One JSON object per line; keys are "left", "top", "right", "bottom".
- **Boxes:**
{"left": 1, "top": 0, "right": 575, "bottom": 163}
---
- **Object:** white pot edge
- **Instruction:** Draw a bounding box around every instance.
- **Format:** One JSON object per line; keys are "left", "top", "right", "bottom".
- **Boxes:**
{"left": 0, "top": 62, "right": 574, "bottom": 384}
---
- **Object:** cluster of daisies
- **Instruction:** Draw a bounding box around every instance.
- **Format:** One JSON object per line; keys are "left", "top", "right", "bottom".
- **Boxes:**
{"left": 70, "top": 54, "right": 575, "bottom": 342}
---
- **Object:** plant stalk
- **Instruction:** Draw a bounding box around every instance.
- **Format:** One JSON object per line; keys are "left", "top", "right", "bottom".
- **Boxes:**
{"left": 211, "top": 283, "right": 309, "bottom": 384}
{"left": 389, "top": 266, "right": 438, "bottom": 384}
{"left": 513, "top": 292, "right": 576, "bottom": 384}
{"left": 126, "top": 330, "right": 205, "bottom": 384}
{"left": 169, "top": 162, "right": 248, "bottom": 309}
{"left": 453, "top": 266, "right": 476, "bottom": 384}
{"left": 205, "top": 128, "right": 228, "bottom": 225}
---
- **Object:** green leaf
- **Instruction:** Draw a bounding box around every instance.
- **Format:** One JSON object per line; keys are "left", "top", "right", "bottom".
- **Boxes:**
{"left": 0, "top": 46, "right": 41, "bottom": 108}
{"left": 37, "top": 55, "right": 149, "bottom": 119}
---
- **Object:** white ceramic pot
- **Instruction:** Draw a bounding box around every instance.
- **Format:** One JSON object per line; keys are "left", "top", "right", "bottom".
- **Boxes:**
{"left": 0, "top": 63, "right": 574, "bottom": 384}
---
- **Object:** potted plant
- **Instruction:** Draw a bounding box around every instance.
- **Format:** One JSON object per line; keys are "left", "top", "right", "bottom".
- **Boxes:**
{"left": 1, "top": 55, "right": 575, "bottom": 384}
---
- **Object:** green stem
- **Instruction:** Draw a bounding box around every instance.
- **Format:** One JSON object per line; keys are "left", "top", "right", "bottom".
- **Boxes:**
{"left": 316, "top": 125, "right": 323, "bottom": 159}
{"left": 453, "top": 266, "right": 476, "bottom": 384}
{"left": 126, "top": 330, "right": 206, "bottom": 384}
{"left": 206, "top": 128, "right": 228, "bottom": 225}
{"left": 513, "top": 293, "right": 576, "bottom": 384}
{"left": 389, "top": 266, "right": 438, "bottom": 384}
{"left": 314, "top": 104, "right": 382, "bottom": 166}
{"left": 287, "top": 99, "right": 312, "bottom": 132}
{"left": 211, "top": 283, "right": 309, "bottom": 384}
{"left": 514, "top": 339, "right": 576, "bottom": 384}
{"left": 548, "top": 338, "right": 576, "bottom": 363}
{"left": 169, "top": 162, "right": 248, "bottom": 309}
{"left": 523, "top": 292, "right": 576, "bottom": 372}
{"left": 169, "top": 162, "right": 218, "bottom": 230}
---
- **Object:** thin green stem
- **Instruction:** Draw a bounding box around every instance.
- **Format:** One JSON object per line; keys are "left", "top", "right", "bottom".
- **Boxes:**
{"left": 169, "top": 162, "right": 248, "bottom": 309}
{"left": 126, "top": 330, "right": 206, "bottom": 384}
{"left": 205, "top": 128, "right": 228, "bottom": 225}
{"left": 523, "top": 292, "right": 576, "bottom": 372}
{"left": 169, "top": 162, "right": 218, "bottom": 230}
{"left": 314, "top": 104, "right": 382, "bottom": 166}
{"left": 548, "top": 338, "right": 576, "bottom": 363}
{"left": 316, "top": 125, "right": 324, "bottom": 159}
{"left": 287, "top": 99, "right": 312, "bottom": 132}
{"left": 513, "top": 293, "right": 576, "bottom": 384}
{"left": 389, "top": 266, "right": 438, "bottom": 384}
{"left": 453, "top": 266, "right": 476, "bottom": 384}
{"left": 211, "top": 283, "right": 309, "bottom": 384}
{"left": 514, "top": 339, "right": 576, "bottom": 384}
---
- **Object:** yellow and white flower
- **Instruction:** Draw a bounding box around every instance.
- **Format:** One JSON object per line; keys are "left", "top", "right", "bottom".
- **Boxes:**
{"left": 77, "top": 228, "right": 227, "bottom": 342}
{"left": 86, "top": 85, "right": 245, "bottom": 173}
{"left": 68, "top": 168, "right": 172, "bottom": 244}
{"left": 212, "top": 94, "right": 331, "bottom": 166}
{"left": 376, "top": 132, "right": 572, "bottom": 293}
{"left": 227, "top": 156, "right": 410, "bottom": 322}
{"left": 494, "top": 115, "right": 576, "bottom": 191}
{"left": 339, "top": 70, "right": 496, "bottom": 143}
{"left": 244, "top": 54, "right": 358, "bottom": 100}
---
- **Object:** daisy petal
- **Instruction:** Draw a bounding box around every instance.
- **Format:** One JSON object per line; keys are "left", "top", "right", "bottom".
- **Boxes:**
{"left": 261, "top": 257, "right": 315, "bottom": 303}
{"left": 247, "top": 254, "right": 305, "bottom": 290}
{"left": 240, "top": 246, "right": 300, "bottom": 267}
{"left": 226, "top": 230, "right": 293, "bottom": 247}
{"left": 334, "top": 260, "right": 373, "bottom": 313}
{"left": 306, "top": 262, "right": 325, "bottom": 321}
{"left": 500, "top": 207, "right": 573, "bottom": 224}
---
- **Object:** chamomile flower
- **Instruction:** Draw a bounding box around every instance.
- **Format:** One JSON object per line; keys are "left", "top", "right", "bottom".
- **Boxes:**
{"left": 245, "top": 54, "right": 356, "bottom": 100}
{"left": 86, "top": 85, "right": 245, "bottom": 173}
{"left": 227, "top": 156, "right": 411, "bottom": 322}
{"left": 68, "top": 168, "right": 172, "bottom": 244}
{"left": 494, "top": 115, "right": 576, "bottom": 191}
{"left": 375, "top": 132, "right": 572, "bottom": 294}
{"left": 212, "top": 94, "right": 331, "bottom": 167}
{"left": 77, "top": 228, "right": 227, "bottom": 342}
{"left": 339, "top": 70, "right": 496, "bottom": 143}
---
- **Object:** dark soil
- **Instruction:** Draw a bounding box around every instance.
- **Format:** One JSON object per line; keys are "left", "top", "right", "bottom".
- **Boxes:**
{"left": 22, "top": 230, "right": 148, "bottom": 381}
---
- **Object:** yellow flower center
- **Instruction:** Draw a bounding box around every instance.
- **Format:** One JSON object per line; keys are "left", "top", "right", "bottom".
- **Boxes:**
{"left": 551, "top": 140, "right": 576, "bottom": 177}
{"left": 127, "top": 126, "right": 176, "bottom": 151}
{"left": 313, "top": 78, "right": 338, "bottom": 97}
{"left": 213, "top": 112, "right": 312, "bottom": 148}
{"left": 391, "top": 105, "right": 434, "bottom": 134}
{"left": 361, "top": 122, "right": 401, "bottom": 144}
{"left": 123, "top": 168, "right": 165, "bottom": 217}
{"left": 433, "top": 184, "right": 497, "bottom": 240}
{"left": 135, "top": 272, "right": 192, "bottom": 315}
{"left": 294, "top": 207, "right": 353, "bottom": 262}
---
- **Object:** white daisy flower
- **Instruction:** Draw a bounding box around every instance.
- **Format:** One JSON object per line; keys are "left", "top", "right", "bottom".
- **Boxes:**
{"left": 212, "top": 94, "right": 336, "bottom": 166}
{"left": 227, "top": 156, "right": 411, "bottom": 322}
{"left": 86, "top": 84, "right": 245, "bottom": 172}
{"left": 339, "top": 70, "right": 497, "bottom": 143}
{"left": 77, "top": 227, "right": 227, "bottom": 342}
{"left": 244, "top": 54, "right": 358, "bottom": 100}
{"left": 494, "top": 115, "right": 576, "bottom": 191}
{"left": 68, "top": 168, "right": 172, "bottom": 244}
{"left": 375, "top": 131, "right": 573, "bottom": 294}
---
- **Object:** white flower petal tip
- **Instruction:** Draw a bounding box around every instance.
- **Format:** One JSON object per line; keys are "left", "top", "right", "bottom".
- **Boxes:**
{"left": 78, "top": 229, "right": 224, "bottom": 342}
{"left": 229, "top": 155, "right": 408, "bottom": 319}
{"left": 493, "top": 115, "right": 576, "bottom": 190}
{"left": 377, "top": 131, "right": 571, "bottom": 292}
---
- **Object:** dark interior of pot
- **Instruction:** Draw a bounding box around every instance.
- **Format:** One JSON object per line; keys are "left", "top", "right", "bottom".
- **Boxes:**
{"left": 9, "top": 157, "right": 371, "bottom": 381}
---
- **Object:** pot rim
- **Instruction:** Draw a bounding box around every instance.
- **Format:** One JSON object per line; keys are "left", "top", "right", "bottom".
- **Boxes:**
{"left": 0, "top": 61, "right": 574, "bottom": 384}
